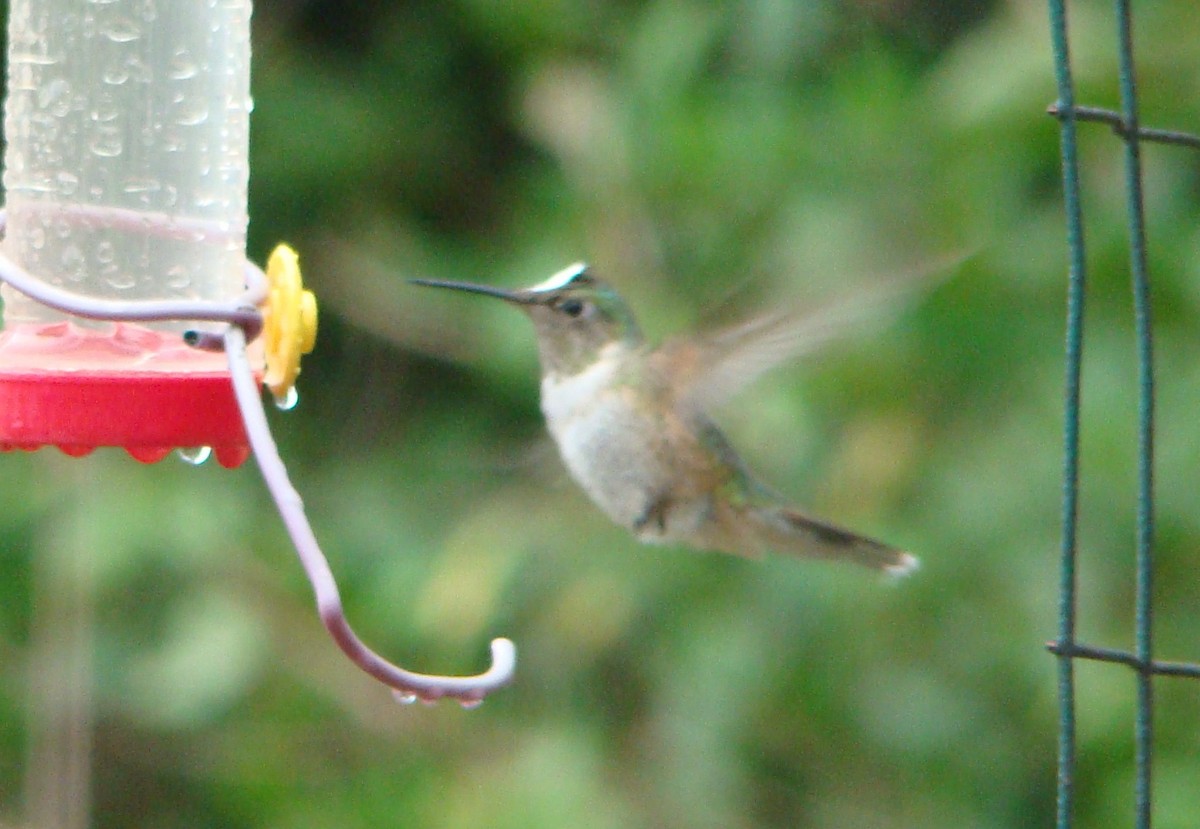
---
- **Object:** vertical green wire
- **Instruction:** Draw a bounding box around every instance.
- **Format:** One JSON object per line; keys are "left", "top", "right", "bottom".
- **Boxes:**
{"left": 1113, "top": 1, "right": 1155, "bottom": 827}
{"left": 1046, "top": 1, "right": 1085, "bottom": 827}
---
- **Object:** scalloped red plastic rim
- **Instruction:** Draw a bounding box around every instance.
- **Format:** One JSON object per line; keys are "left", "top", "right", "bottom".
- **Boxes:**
{"left": 0, "top": 369, "right": 251, "bottom": 468}
{"left": 0, "top": 322, "right": 251, "bottom": 468}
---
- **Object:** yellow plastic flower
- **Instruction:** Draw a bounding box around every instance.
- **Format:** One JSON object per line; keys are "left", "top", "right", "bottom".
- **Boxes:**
{"left": 261, "top": 244, "right": 317, "bottom": 405}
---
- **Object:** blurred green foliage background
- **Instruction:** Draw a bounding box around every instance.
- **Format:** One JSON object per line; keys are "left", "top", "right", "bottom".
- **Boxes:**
{"left": 4, "top": 0, "right": 1200, "bottom": 827}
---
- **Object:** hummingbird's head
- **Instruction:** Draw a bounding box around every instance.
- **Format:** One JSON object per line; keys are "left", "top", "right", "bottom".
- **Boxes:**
{"left": 413, "top": 263, "right": 643, "bottom": 376}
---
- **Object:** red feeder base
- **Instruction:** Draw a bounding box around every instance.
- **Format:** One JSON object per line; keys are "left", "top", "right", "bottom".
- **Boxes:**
{"left": 0, "top": 321, "right": 253, "bottom": 468}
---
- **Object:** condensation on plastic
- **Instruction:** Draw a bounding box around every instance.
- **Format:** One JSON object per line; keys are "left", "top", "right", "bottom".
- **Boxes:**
{"left": 1, "top": 0, "right": 252, "bottom": 335}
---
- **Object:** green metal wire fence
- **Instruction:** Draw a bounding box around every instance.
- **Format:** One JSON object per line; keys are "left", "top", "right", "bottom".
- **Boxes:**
{"left": 1046, "top": 1, "right": 1200, "bottom": 828}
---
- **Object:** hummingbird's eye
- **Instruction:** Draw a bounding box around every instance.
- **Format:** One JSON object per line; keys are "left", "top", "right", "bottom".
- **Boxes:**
{"left": 559, "top": 298, "right": 587, "bottom": 318}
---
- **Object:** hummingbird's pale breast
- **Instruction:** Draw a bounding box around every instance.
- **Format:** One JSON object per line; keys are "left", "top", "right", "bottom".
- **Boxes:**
{"left": 540, "top": 343, "right": 728, "bottom": 544}
{"left": 540, "top": 346, "right": 667, "bottom": 535}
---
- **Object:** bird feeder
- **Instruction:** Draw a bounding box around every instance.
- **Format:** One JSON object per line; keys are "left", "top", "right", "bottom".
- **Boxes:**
{"left": 0, "top": 0, "right": 262, "bottom": 466}
{"left": 0, "top": 0, "right": 513, "bottom": 705}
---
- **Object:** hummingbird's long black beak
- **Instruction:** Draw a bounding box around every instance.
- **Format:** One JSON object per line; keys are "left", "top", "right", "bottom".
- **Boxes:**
{"left": 410, "top": 278, "right": 535, "bottom": 305}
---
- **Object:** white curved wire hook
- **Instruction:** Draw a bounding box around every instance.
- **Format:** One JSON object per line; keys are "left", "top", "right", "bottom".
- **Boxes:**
{"left": 223, "top": 322, "right": 516, "bottom": 705}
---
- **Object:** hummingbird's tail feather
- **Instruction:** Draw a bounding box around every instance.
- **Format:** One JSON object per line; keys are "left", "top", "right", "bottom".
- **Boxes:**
{"left": 744, "top": 505, "right": 918, "bottom": 575}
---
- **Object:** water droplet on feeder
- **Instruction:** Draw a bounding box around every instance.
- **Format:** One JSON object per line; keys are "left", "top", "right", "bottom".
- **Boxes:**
{"left": 176, "top": 446, "right": 212, "bottom": 466}
{"left": 274, "top": 386, "right": 299, "bottom": 411}
{"left": 459, "top": 697, "right": 484, "bottom": 711}
{"left": 103, "top": 66, "right": 129, "bottom": 85}
{"left": 104, "top": 264, "right": 136, "bottom": 290}
{"left": 393, "top": 691, "right": 418, "bottom": 706}
{"left": 175, "top": 98, "right": 209, "bottom": 127}
{"left": 166, "top": 265, "right": 191, "bottom": 289}
{"left": 89, "top": 132, "right": 123, "bottom": 158}
{"left": 104, "top": 18, "right": 141, "bottom": 43}
{"left": 167, "top": 51, "right": 198, "bottom": 80}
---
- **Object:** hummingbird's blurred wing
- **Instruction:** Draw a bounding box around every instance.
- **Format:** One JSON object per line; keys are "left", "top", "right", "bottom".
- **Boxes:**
{"left": 660, "top": 252, "right": 969, "bottom": 409}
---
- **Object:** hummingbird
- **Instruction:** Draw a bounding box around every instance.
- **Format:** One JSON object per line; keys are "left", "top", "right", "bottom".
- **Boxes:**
{"left": 413, "top": 263, "right": 920, "bottom": 575}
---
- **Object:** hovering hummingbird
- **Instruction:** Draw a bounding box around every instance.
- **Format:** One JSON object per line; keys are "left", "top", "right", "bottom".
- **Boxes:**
{"left": 413, "top": 263, "right": 921, "bottom": 575}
